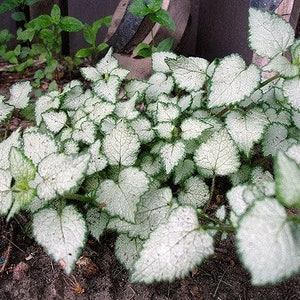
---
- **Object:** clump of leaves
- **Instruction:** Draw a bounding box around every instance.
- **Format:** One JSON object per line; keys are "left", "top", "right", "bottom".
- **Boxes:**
{"left": 16, "top": 4, "right": 83, "bottom": 85}
{"left": 0, "top": 3, "right": 112, "bottom": 85}
{"left": 0, "top": 4, "right": 83, "bottom": 85}
{"left": 0, "top": 0, "right": 42, "bottom": 22}
{"left": 1, "top": 8, "right": 300, "bottom": 286}
{"left": 75, "top": 15, "right": 112, "bottom": 62}
{"left": 128, "top": 0, "right": 175, "bottom": 57}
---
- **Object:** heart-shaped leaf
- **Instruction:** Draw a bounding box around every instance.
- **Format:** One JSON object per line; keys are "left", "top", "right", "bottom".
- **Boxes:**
{"left": 0, "top": 128, "right": 21, "bottom": 170}
{"left": 264, "top": 55, "right": 298, "bottom": 78}
{"left": 167, "top": 56, "right": 209, "bottom": 92}
{"left": 0, "top": 170, "right": 12, "bottom": 215}
{"left": 178, "top": 176, "right": 209, "bottom": 208}
{"left": 131, "top": 206, "right": 214, "bottom": 283}
{"left": 283, "top": 78, "right": 300, "bottom": 111}
{"left": 94, "top": 76, "right": 121, "bottom": 103}
{"left": 23, "top": 129, "right": 58, "bottom": 166}
{"left": 33, "top": 206, "right": 86, "bottom": 274}
{"left": 225, "top": 108, "right": 268, "bottom": 156}
{"left": 249, "top": 8, "right": 294, "bottom": 58}
{"left": 72, "top": 119, "right": 96, "bottom": 145}
{"left": 103, "top": 121, "right": 140, "bottom": 166}
{"left": 42, "top": 111, "right": 67, "bottom": 134}
{"left": 115, "top": 93, "right": 139, "bottom": 120}
{"left": 115, "top": 234, "right": 143, "bottom": 271}
{"left": 36, "top": 153, "right": 90, "bottom": 201}
{"left": 84, "top": 96, "right": 115, "bottom": 124}
{"left": 194, "top": 129, "right": 240, "bottom": 177}
{"left": 145, "top": 73, "right": 174, "bottom": 101}
{"left": 181, "top": 117, "right": 211, "bottom": 140}
{"left": 237, "top": 198, "right": 300, "bottom": 285}
{"left": 8, "top": 81, "right": 32, "bottom": 109}
{"left": 0, "top": 96, "right": 13, "bottom": 123}
{"left": 275, "top": 151, "right": 300, "bottom": 208}
{"left": 86, "top": 208, "right": 109, "bottom": 240}
{"left": 152, "top": 51, "right": 177, "bottom": 73}
{"left": 96, "top": 167, "right": 149, "bottom": 222}
{"left": 86, "top": 140, "right": 107, "bottom": 175}
{"left": 208, "top": 54, "right": 260, "bottom": 108}
{"left": 263, "top": 123, "right": 295, "bottom": 157}
{"left": 108, "top": 187, "right": 177, "bottom": 240}
{"left": 35, "top": 91, "right": 60, "bottom": 125}
{"left": 160, "top": 141, "right": 185, "bottom": 174}
{"left": 131, "top": 117, "right": 155, "bottom": 143}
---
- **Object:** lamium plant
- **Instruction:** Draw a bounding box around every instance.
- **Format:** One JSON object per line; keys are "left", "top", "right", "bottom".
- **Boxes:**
{"left": 1, "top": 8, "right": 300, "bottom": 286}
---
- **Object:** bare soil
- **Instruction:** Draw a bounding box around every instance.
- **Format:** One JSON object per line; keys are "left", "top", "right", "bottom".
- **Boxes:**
{"left": 1, "top": 216, "right": 300, "bottom": 300}
{"left": 1, "top": 63, "right": 300, "bottom": 300}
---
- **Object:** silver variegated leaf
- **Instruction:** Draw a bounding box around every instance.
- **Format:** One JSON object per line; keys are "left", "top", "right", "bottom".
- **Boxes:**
{"left": 237, "top": 198, "right": 300, "bottom": 285}
{"left": 96, "top": 167, "right": 149, "bottom": 222}
{"left": 131, "top": 206, "right": 214, "bottom": 283}
{"left": 208, "top": 54, "right": 260, "bottom": 108}
{"left": 33, "top": 206, "right": 86, "bottom": 274}
{"left": 194, "top": 129, "right": 240, "bottom": 177}
{"left": 248, "top": 8, "right": 294, "bottom": 58}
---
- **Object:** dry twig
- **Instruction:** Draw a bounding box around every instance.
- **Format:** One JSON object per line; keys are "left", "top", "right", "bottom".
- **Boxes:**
{"left": 0, "top": 223, "right": 13, "bottom": 274}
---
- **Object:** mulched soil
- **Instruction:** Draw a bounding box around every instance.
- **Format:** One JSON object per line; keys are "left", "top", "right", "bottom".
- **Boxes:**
{"left": 1, "top": 216, "right": 300, "bottom": 300}
{"left": 1, "top": 61, "right": 300, "bottom": 300}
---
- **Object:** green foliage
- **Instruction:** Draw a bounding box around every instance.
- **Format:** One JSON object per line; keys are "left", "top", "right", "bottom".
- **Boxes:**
{"left": 0, "top": 29, "right": 15, "bottom": 58}
{"left": 129, "top": 0, "right": 175, "bottom": 30}
{"left": 129, "top": 0, "right": 175, "bottom": 57}
{"left": 133, "top": 37, "right": 174, "bottom": 58}
{"left": 0, "top": 4, "right": 85, "bottom": 86}
{"left": 15, "top": 4, "right": 83, "bottom": 84}
{"left": 1, "top": 8, "right": 300, "bottom": 286}
{"left": 0, "top": 0, "right": 42, "bottom": 15}
{"left": 0, "top": 0, "right": 175, "bottom": 81}
{"left": 75, "top": 15, "right": 112, "bottom": 61}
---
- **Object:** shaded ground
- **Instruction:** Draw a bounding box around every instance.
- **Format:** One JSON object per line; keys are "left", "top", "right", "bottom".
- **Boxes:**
{"left": 1, "top": 216, "right": 300, "bottom": 300}
{"left": 1, "top": 62, "right": 300, "bottom": 300}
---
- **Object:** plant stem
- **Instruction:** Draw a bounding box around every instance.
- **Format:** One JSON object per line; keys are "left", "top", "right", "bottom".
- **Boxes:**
{"left": 204, "top": 175, "right": 216, "bottom": 212}
{"left": 198, "top": 210, "right": 219, "bottom": 223}
{"left": 215, "top": 106, "right": 231, "bottom": 118}
{"left": 150, "top": 26, "right": 155, "bottom": 48}
{"left": 63, "top": 193, "right": 97, "bottom": 206}
{"left": 3, "top": 118, "right": 11, "bottom": 140}
{"left": 202, "top": 224, "right": 235, "bottom": 233}
{"left": 215, "top": 74, "right": 281, "bottom": 118}
{"left": 259, "top": 73, "right": 281, "bottom": 88}
{"left": 198, "top": 210, "right": 235, "bottom": 233}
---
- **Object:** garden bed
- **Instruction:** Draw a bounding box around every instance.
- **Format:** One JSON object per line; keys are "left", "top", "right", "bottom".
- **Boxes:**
{"left": 0, "top": 68, "right": 300, "bottom": 299}
{"left": 1, "top": 7, "right": 300, "bottom": 295}
{"left": 1, "top": 215, "right": 300, "bottom": 300}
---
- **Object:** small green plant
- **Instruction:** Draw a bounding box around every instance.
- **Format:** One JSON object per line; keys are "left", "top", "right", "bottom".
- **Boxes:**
{"left": 1, "top": 8, "right": 300, "bottom": 286}
{"left": 0, "top": 4, "right": 111, "bottom": 85}
{"left": 75, "top": 16, "right": 112, "bottom": 62}
{"left": 0, "top": 0, "right": 43, "bottom": 74}
{"left": 0, "top": 0, "right": 42, "bottom": 22}
{"left": 0, "top": 4, "right": 83, "bottom": 85}
{"left": 128, "top": 0, "right": 175, "bottom": 57}
{"left": 0, "top": 29, "right": 17, "bottom": 62}
{"left": 0, "top": 28, "right": 36, "bottom": 73}
{"left": 16, "top": 4, "right": 83, "bottom": 85}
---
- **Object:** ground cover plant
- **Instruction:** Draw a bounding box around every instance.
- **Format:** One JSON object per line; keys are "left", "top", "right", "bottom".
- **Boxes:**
{"left": 1, "top": 7, "right": 300, "bottom": 288}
